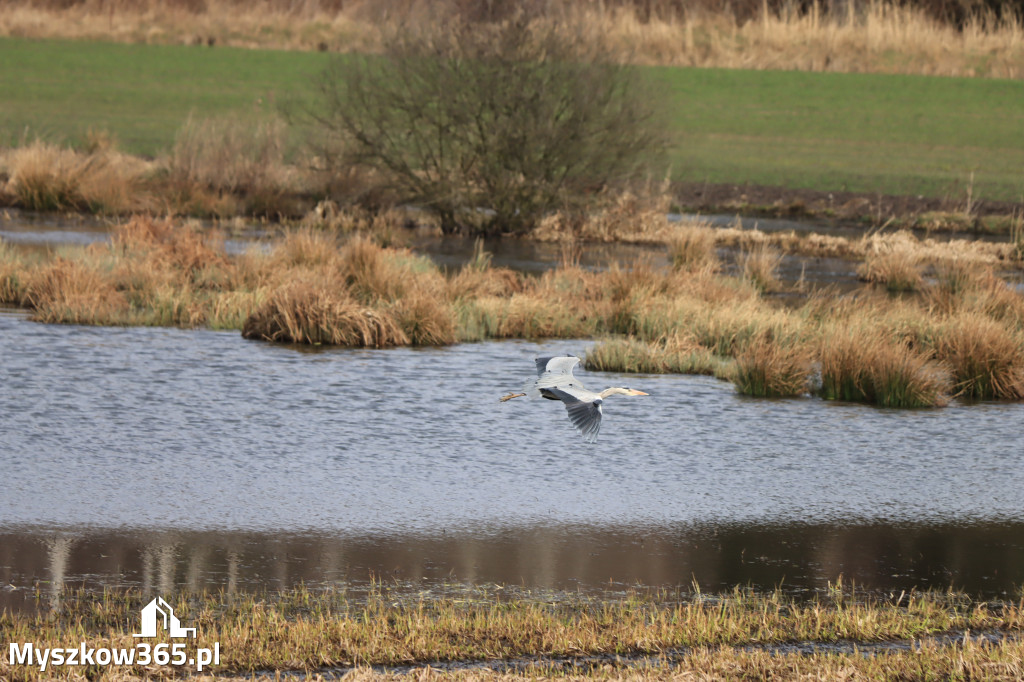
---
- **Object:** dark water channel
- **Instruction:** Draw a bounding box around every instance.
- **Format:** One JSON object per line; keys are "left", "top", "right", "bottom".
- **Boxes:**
{"left": 2, "top": 307, "right": 1024, "bottom": 612}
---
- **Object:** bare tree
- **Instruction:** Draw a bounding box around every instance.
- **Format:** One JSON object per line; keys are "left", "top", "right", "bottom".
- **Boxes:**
{"left": 306, "top": 14, "right": 669, "bottom": 234}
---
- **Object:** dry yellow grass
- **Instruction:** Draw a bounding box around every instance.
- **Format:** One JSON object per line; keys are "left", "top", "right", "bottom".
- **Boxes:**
{"left": 6, "top": 584, "right": 1023, "bottom": 682}
{"left": 0, "top": 139, "right": 153, "bottom": 214}
{"left": 737, "top": 242, "right": 783, "bottom": 292}
{"left": 3, "top": 214, "right": 1023, "bottom": 408}
{"left": 667, "top": 222, "right": 719, "bottom": 272}
{"left": 164, "top": 114, "right": 299, "bottom": 217}
{"left": 0, "top": 115, "right": 325, "bottom": 219}
{"left": 932, "top": 311, "right": 1024, "bottom": 400}
{"left": 2, "top": 1, "right": 1022, "bottom": 78}
{"left": 728, "top": 332, "right": 813, "bottom": 397}
{"left": 241, "top": 283, "right": 409, "bottom": 346}
{"left": 818, "top": 323, "right": 952, "bottom": 407}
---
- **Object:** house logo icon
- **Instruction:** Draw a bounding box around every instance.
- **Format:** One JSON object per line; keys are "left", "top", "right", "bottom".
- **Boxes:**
{"left": 133, "top": 597, "right": 197, "bottom": 638}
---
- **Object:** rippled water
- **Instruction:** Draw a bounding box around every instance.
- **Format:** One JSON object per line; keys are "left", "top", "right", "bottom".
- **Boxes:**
{"left": 2, "top": 307, "right": 1024, "bottom": 609}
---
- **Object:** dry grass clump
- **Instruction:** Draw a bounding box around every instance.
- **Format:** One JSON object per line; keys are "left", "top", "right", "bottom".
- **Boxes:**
{"left": 163, "top": 114, "right": 299, "bottom": 217}
{"left": 737, "top": 242, "right": 783, "bottom": 292}
{"left": 728, "top": 332, "right": 813, "bottom": 397}
{"left": 667, "top": 222, "right": 718, "bottom": 271}
{"left": 240, "top": 283, "right": 407, "bottom": 347}
{"left": 857, "top": 249, "right": 923, "bottom": 292}
{"left": 932, "top": 312, "right": 1024, "bottom": 400}
{"left": 21, "top": 257, "right": 130, "bottom": 325}
{"left": 585, "top": 333, "right": 720, "bottom": 375}
{"left": 1, "top": 139, "right": 152, "bottom": 214}
{"left": 391, "top": 287, "right": 457, "bottom": 346}
{"left": 531, "top": 188, "right": 678, "bottom": 244}
{"left": 926, "top": 266, "right": 1024, "bottom": 329}
{"left": 448, "top": 266, "right": 525, "bottom": 300}
{"left": 818, "top": 324, "right": 951, "bottom": 407}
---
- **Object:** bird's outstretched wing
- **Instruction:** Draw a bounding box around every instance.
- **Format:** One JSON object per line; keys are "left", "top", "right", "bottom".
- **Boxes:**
{"left": 546, "top": 387, "right": 603, "bottom": 443}
{"left": 527, "top": 355, "right": 588, "bottom": 397}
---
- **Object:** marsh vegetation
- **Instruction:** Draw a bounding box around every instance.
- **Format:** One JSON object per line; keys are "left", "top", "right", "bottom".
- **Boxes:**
{"left": 2, "top": 213, "right": 1022, "bottom": 408}
{"left": 2, "top": 584, "right": 1023, "bottom": 681}
{"left": 3, "top": 0, "right": 1023, "bottom": 78}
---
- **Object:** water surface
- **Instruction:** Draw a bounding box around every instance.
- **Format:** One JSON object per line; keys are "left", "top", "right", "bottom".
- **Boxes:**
{"left": 2, "top": 310, "right": 1023, "bottom": 609}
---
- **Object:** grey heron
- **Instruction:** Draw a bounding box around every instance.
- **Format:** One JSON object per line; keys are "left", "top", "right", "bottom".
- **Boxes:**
{"left": 501, "top": 355, "right": 648, "bottom": 443}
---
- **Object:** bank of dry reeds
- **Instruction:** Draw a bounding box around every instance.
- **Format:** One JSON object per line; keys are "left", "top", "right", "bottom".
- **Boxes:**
{"left": 2, "top": 214, "right": 1023, "bottom": 408}
{"left": 2, "top": 1, "right": 1021, "bottom": 79}
{"left": 0, "top": 139, "right": 153, "bottom": 214}
{"left": 0, "top": 118, "right": 315, "bottom": 218}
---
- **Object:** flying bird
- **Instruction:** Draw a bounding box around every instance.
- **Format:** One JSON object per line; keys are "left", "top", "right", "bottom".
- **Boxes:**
{"left": 501, "top": 355, "right": 648, "bottom": 443}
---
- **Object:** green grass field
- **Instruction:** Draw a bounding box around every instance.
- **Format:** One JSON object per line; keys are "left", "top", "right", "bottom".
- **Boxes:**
{"left": 2, "top": 36, "right": 1023, "bottom": 201}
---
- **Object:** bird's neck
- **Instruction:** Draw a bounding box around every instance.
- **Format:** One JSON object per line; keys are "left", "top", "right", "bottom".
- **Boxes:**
{"left": 599, "top": 387, "right": 629, "bottom": 398}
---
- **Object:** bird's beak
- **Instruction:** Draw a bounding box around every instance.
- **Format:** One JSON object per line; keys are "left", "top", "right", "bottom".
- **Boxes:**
{"left": 630, "top": 389, "right": 649, "bottom": 396}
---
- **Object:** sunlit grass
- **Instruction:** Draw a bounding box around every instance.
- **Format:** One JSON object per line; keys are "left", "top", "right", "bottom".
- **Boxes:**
{"left": 2, "top": 584, "right": 1022, "bottom": 681}
{"left": 2, "top": 215, "right": 1023, "bottom": 409}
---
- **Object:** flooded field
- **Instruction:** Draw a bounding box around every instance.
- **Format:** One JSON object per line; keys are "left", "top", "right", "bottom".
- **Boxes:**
{"left": 2, "top": 307, "right": 1023, "bottom": 612}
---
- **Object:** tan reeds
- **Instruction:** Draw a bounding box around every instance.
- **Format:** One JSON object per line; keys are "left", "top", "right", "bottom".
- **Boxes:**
{"left": 857, "top": 248, "right": 923, "bottom": 292}
{"left": 1, "top": 139, "right": 151, "bottom": 214}
{"left": 818, "top": 324, "right": 951, "bottom": 407}
{"left": 932, "top": 312, "right": 1024, "bottom": 400}
{"left": 241, "top": 283, "right": 408, "bottom": 347}
{"left": 391, "top": 287, "right": 457, "bottom": 346}
{"left": 738, "top": 242, "right": 783, "bottom": 292}
{"left": 164, "top": 114, "right": 297, "bottom": 217}
{"left": 2, "top": 1, "right": 1021, "bottom": 78}
{"left": 585, "top": 333, "right": 720, "bottom": 375}
{"left": 22, "top": 257, "right": 130, "bottom": 325}
{"left": 668, "top": 222, "right": 719, "bottom": 271}
{"left": 3, "top": 214, "right": 1024, "bottom": 410}
{"left": 729, "top": 332, "right": 813, "bottom": 397}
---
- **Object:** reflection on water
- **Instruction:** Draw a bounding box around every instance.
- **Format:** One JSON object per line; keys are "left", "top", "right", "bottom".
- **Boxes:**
{"left": 2, "top": 297, "right": 1023, "bottom": 611}
{"left": 3, "top": 522, "right": 1024, "bottom": 613}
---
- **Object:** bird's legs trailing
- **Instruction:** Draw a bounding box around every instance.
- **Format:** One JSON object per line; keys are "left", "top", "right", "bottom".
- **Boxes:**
{"left": 499, "top": 392, "right": 526, "bottom": 402}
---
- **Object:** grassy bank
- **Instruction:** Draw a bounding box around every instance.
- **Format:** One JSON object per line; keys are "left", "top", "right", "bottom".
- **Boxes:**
{"left": 2, "top": 36, "right": 1023, "bottom": 211}
{"left": 2, "top": 215, "right": 1023, "bottom": 408}
{"left": 2, "top": 584, "right": 1022, "bottom": 680}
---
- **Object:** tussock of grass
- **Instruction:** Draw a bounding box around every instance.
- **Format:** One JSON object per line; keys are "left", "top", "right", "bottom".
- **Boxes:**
{"left": 667, "top": 222, "right": 718, "bottom": 272}
{"left": 818, "top": 325, "right": 951, "bottom": 407}
{"left": 857, "top": 246, "right": 923, "bottom": 292}
{"left": 1, "top": 139, "right": 151, "bottom": 214}
{"left": 392, "top": 289, "right": 457, "bottom": 346}
{"left": 737, "top": 242, "right": 783, "bottom": 293}
{"left": 933, "top": 312, "right": 1024, "bottom": 400}
{"left": 241, "top": 284, "right": 407, "bottom": 347}
{"left": 22, "top": 257, "right": 129, "bottom": 325}
{"left": 586, "top": 334, "right": 720, "bottom": 375}
{"left": 728, "top": 333, "right": 812, "bottom": 397}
